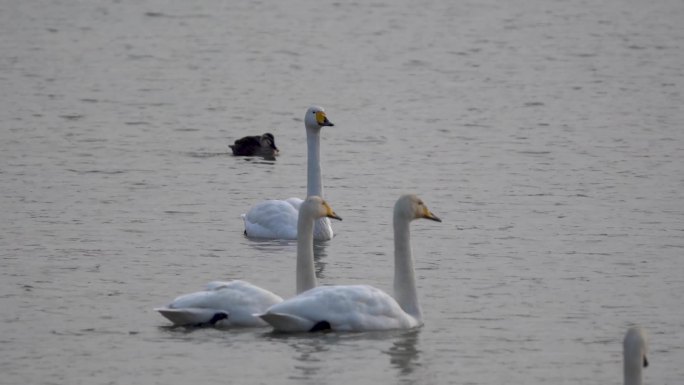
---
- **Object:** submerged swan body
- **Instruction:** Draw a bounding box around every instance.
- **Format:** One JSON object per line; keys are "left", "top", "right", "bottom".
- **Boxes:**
{"left": 258, "top": 194, "right": 441, "bottom": 332}
{"left": 624, "top": 326, "right": 648, "bottom": 385}
{"left": 229, "top": 133, "right": 279, "bottom": 157}
{"left": 155, "top": 196, "right": 341, "bottom": 327}
{"left": 242, "top": 106, "right": 335, "bottom": 240}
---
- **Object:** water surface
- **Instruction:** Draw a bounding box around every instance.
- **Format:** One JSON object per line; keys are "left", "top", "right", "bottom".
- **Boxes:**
{"left": 1, "top": 0, "right": 683, "bottom": 384}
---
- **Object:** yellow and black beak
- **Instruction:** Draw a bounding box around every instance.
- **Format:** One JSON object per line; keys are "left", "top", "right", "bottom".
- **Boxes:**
{"left": 323, "top": 202, "right": 342, "bottom": 221}
{"left": 315, "top": 111, "right": 334, "bottom": 127}
{"left": 422, "top": 207, "right": 442, "bottom": 222}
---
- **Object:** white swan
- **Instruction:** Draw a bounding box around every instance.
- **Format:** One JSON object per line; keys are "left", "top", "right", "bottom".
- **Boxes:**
{"left": 258, "top": 194, "right": 441, "bottom": 332}
{"left": 624, "top": 326, "right": 649, "bottom": 385}
{"left": 242, "top": 106, "right": 335, "bottom": 240}
{"left": 155, "top": 196, "right": 342, "bottom": 327}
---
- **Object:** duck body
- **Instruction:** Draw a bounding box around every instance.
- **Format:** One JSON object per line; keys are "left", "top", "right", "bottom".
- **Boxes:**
{"left": 242, "top": 106, "right": 335, "bottom": 240}
{"left": 230, "top": 133, "right": 279, "bottom": 157}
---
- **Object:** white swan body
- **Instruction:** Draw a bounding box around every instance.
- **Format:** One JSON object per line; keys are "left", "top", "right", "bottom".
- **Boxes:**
{"left": 624, "top": 326, "right": 649, "bottom": 385}
{"left": 242, "top": 106, "right": 335, "bottom": 240}
{"left": 155, "top": 196, "right": 341, "bottom": 327}
{"left": 259, "top": 194, "right": 441, "bottom": 332}
{"left": 156, "top": 280, "right": 282, "bottom": 327}
{"left": 242, "top": 198, "right": 332, "bottom": 240}
{"left": 258, "top": 284, "right": 420, "bottom": 332}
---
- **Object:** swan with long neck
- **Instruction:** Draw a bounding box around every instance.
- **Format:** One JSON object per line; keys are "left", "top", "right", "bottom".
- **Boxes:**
{"left": 241, "top": 106, "right": 335, "bottom": 240}
{"left": 623, "top": 326, "right": 648, "bottom": 385}
{"left": 155, "top": 196, "right": 341, "bottom": 327}
{"left": 258, "top": 194, "right": 441, "bottom": 332}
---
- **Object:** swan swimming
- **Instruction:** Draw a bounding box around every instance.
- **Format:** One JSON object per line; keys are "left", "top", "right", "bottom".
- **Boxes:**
{"left": 241, "top": 106, "right": 335, "bottom": 240}
{"left": 258, "top": 194, "right": 441, "bottom": 332}
{"left": 155, "top": 196, "right": 342, "bottom": 327}
{"left": 229, "top": 133, "right": 279, "bottom": 158}
{"left": 624, "top": 326, "right": 648, "bottom": 385}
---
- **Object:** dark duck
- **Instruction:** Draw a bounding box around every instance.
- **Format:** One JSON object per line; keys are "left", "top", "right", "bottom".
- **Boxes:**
{"left": 229, "top": 133, "right": 279, "bottom": 157}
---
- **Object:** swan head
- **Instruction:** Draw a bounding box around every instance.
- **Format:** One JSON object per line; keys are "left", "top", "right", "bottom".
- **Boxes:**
{"left": 302, "top": 195, "right": 342, "bottom": 221}
{"left": 624, "top": 326, "right": 648, "bottom": 381}
{"left": 305, "top": 106, "right": 334, "bottom": 130}
{"left": 395, "top": 194, "right": 442, "bottom": 223}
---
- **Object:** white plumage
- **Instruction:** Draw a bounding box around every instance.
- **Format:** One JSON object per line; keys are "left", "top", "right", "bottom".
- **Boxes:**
{"left": 242, "top": 106, "right": 335, "bottom": 240}
{"left": 155, "top": 196, "right": 342, "bottom": 327}
{"left": 259, "top": 284, "right": 420, "bottom": 332}
{"left": 156, "top": 280, "right": 282, "bottom": 327}
{"left": 258, "top": 194, "right": 441, "bottom": 332}
{"left": 623, "top": 326, "right": 649, "bottom": 385}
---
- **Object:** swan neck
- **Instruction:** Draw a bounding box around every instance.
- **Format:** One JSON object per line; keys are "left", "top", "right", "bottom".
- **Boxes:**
{"left": 296, "top": 210, "right": 316, "bottom": 294}
{"left": 623, "top": 354, "right": 643, "bottom": 385}
{"left": 306, "top": 127, "right": 323, "bottom": 197}
{"left": 393, "top": 216, "right": 422, "bottom": 320}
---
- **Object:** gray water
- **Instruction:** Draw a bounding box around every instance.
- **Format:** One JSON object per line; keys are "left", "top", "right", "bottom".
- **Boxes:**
{"left": 1, "top": 0, "right": 683, "bottom": 384}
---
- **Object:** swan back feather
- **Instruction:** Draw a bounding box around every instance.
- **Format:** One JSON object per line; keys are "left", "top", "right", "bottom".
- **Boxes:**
{"left": 156, "top": 280, "right": 283, "bottom": 327}
{"left": 242, "top": 199, "right": 302, "bottom": 239}
{"left": 259, "top": 284, "right": 419, "bottom": 332}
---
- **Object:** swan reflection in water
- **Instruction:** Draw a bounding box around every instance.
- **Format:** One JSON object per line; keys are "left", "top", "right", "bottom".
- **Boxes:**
{"left": 384, "top": 329, "right": 421, "bottom": 376}
{"left": 243, "top": 237, "right": 330, "bottom": 280}
{"left": 263, "top": 329, "right": 421, "bottom": 382}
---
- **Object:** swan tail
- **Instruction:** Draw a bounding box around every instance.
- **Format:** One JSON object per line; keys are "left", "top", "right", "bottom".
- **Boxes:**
{"left": 155, "top": 307, "right": 229, "bottom": 327}
{"left": 256, "top": 312, "right": 315, "bottom": 332}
